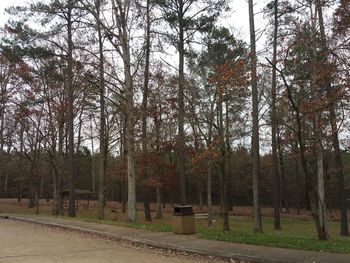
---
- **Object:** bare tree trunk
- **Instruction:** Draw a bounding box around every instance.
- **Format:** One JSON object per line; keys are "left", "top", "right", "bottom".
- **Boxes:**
{"left": 89, "top": 115, "right": 95, "bottom": 193}
{"left": 4, "top": 174, "right": 8, "bottom": 192}
{"left": 67, "top": 0, "right": 75, "bottom": 218}
{"left": 177, "top": 0, "right": 187, "bottom": 205}
{"left": 316, "top": 0, "right": 349, "bottom": 237}
{"left": 52, "top": 166, "right": 59, "bottom": 215}
{"left": 207, "top": 163, "right": 213, "bottom": 227}
{"left": 97, "top": 0, "right": 106, "bottom": 220}
{"left": 248, "top": 0, "right": 263, "bottom": 233}
{"left": 199, "top": 190, "right": 203, "bottom": 212}
{"left": 155, "top": 185, "right": 162, "bottom": 219}
{"left": 28, "top": 180, "right": 35, "bottom": 208}
{"left": 155, "top": 115, "right": 163, "bottom": 219}
{"left": 141, "top": 0, "right": 152, "bottom": 222}
{"left": 218, "top": 94, "right": 229, "bottom": 231}
{"left": 315, "top": 116, "right": 327, "bottom": 238}
{"left": 277, "top": 131, "right": 288, "bottom": 212}
{"left": 271, "top": 0, "right": 281, "bottom": 231}
{"left": 111, "top": 0, "right": 137, "bottom": 222}
{"left": 35, "top": 186, "right": 39, "bottom": 215}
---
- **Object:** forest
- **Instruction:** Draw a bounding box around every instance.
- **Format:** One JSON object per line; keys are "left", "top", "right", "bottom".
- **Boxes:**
{"left": 0, "top": 0, "right": 349, "bottom": 242}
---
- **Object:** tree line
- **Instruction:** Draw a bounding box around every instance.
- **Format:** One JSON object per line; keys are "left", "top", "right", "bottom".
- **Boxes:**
{"left": 0, "top": 0, "right": 349, "bottom": 240}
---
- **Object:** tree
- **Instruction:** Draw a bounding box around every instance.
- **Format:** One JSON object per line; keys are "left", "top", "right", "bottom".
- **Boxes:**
{"left": 140, "top": 0, "right": 153, "bottom": 222}
{"left": 95, "top": 0, "right": 106, "bottom": 221}
{"left": 248, "top": 0, "right": 263, "bottom": 233}
{"left": 268, "top": 0, "right": 281, "bottom": 231}
{"left": 156, "top": 0, "right": 227, "bottom": 205}
{"left": 317, "top": 0, "right": 348, "bottom": 236}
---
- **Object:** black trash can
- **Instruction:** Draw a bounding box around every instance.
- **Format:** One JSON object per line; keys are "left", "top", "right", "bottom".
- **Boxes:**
{"left": 173, "top": 205, "right": 195, "bottom": 234}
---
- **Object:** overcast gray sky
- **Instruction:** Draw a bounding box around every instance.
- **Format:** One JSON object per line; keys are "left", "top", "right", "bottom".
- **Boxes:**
{"left": 0, "top": 0, "right": 268, "bottom": 46}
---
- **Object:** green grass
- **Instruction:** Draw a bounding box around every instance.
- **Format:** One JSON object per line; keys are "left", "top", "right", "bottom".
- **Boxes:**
{"left": 2, "top": 202, "right": 350, "bottom": 254}
{"left": 66, "top": 211, "right": 350, "bottom": 254}
{"left": 72, "top": 216, "right": 173, "bottom": 232}
{"left": 196, "top": 217, "right": 350, "bottom": 254}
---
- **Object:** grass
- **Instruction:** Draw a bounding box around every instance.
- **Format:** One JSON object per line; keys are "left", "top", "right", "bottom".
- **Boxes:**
{"left": 1, "top": 200, "right": 350, "bottom": 254}
{"left": 67, "top": 209, "right": 350, "bottom": 254}
{"left": 196, "top": 217, "right": 350, "bottom": 254}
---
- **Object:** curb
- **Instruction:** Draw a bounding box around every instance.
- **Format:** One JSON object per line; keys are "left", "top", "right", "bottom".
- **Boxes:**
{"left": 0, "top": 215, "right": 337, "bottom": 263}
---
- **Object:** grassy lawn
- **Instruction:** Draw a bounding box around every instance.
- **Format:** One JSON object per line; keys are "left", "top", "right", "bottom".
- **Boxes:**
{"left": 1, "top": 200, "right": 350, "bottom": 254}
{"left": 197, "top": 217, "right": 350, "bottom": 254}
{"left": 68, "top": 208, "right": 350, "bottom": 254}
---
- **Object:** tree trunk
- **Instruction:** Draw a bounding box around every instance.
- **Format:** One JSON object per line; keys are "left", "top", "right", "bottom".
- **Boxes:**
{"left": 35, "top": 186, "right": 39, "bottom": 215}
{"left": 111, "top": 0, "right": 137, "bottom": 222}
{"left": 142, "top": 0, "right": 152, "bottom": 222}
{"left": 316, "top": 0, "right": 349, "bottom": 236}
{"left": 155, "top": 114, "right": 163, "bottom": 219}
{"left": 330, "top": 104, "right": 349, "bottom": 236}
{"left": 271, "top": 0, "right": 281, "bottom": 230}
{"left": 17, "top": 183, "right": 22, "bottom": 203}
{"left": 28, "top": 182, "right": 35, "bottom": 208}
{"left": 4, "top": 174, "right": 8, "bottom": 192}
{"left": 52, "top": 164, "right": 58, "bottom": 215}
{"left": 177, "top": 1, "right": 187, "bottom": 205}
{"left": 207, "top": 163, "right": 213, "bottom": 227}
{"left": 90, "top": 115, "right": 96, "bottom": 193}
{"left": 155, "top": 185, "right": 162, "bottom": 219}
{"left": 199, "top": 190, "right": 203, "bottom": 212}
{"left": 277, "top": 131, "right": 288, "bottom": 212}
{"left": 67, "top": 0, "right": 75, "bottom": 218}
{"left": 218, "top": 94, "right": 229, "bottom": 231}
{"left": 97, "top": 0, "right": 106, "bottom": 220}
{"left": 315, "top": 115, "right": 327, "bottom": 239}
{"left": 248, "top": 0, "right": 263, "bottom": 233}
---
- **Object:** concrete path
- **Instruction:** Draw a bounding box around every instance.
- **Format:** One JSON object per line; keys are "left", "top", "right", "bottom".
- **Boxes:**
{"left": 0, "top": 218, "right": 206, "bottom": 263}
{"left": 1, "top": 214, "right": 350, "bottom": 263}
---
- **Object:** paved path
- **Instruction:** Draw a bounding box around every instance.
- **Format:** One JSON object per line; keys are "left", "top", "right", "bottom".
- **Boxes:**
{"left": 0, "top": 218, "right": 214, "bottom": 263}
{"left": 1, "top": 214, "right": 350, "bottom": 263}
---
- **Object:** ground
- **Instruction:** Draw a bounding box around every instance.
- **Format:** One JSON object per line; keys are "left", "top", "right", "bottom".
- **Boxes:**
{"left": 0, "top": 219, "right": 222, "bottom": 263}
{"left": 1, "top": 198, "right": 350, "bottom": 254}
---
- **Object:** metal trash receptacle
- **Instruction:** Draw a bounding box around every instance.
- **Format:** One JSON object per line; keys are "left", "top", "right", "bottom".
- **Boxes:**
{"left": 110, "top": 209, "right": 118, "bottom": 220}
{"left": 172, "top": 205, "right": 195, "bottom": 234}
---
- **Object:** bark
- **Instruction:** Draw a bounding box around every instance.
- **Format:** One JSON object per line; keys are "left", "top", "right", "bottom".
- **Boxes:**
{"left": 199, "top": 191, "right": 203, "bottom": 212}
{"left": 89, "top": 115, "right": 95, "bottom": 193}
{"left": 248, "top": 0, "right": 263, "bottom": 233}
{"left": 67, "top": 0, "right": 75, "bottom": 218}
{"left": 112, "top": 0, "right": 137, "bottom": 222}
{"left": 35, "top": 186, "right": 39, "bottom": 215}
{"left": 271, "top": 0, "right": 281, "bottom": 230}
{"left": 142, "top": 0, "right": 152, "bottom": 222}
{"left": 155, "top": 186, "right": 162, "bottom": 219}
{"left": 97, "top": 0, "right": 106, "bottom": 221}
{"left": 330, "top": 105, "right": 349, "bottom": 236}
{"left": 316, "top": 0, "right": 349, "bottom": 236}
{"left": 315, "top": 114, "right": 327, "bottom": 238}
{"left": 177, "top": 0, "right": 187, "bottom": 205}
{"left": 28, "top": 183, "right": 35, "bottom": 208}
{"left": 277, "top": 131, "right": 288, "bottom": 212}
{"left": 218, "top": 93, "right": 229, "bottom": 231}
{"left": 207, "top": 163, "right": 213, "bottom": 227}
{"left": 52, "top": 166, "right": 59, "bottom": 215}
{"left": 4, "top": 174, "right": 8, "bottom": 192}
{"left": 155, "top": 115, "right": 163, "bottom": 219}
{"left": 309, "top": 1, "right": 327, "bottom": 240}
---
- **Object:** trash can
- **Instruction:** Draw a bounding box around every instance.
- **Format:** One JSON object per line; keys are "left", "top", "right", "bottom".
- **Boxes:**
{"left": 110, "top": 209, "right": 118, "bottom": 220}
{"left": 173, "top": 205, "right": 195, "bottom": 234}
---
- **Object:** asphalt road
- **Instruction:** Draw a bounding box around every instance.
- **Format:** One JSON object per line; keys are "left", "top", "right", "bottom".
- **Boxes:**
{"left": 0, "top": 219, "right": 214, "bottom": 263}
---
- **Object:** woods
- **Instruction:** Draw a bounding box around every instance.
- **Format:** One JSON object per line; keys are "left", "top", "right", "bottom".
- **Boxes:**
{"left": 0, "top": 0, "right": 350, "bottom": 242}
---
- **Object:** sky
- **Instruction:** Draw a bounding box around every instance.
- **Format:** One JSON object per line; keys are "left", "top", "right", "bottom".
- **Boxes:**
{"left": 0, "top": 0, "right": 269, "bottom": 47}
{"left": 0, "top": 0, "right": 26, "bottom": 26}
